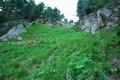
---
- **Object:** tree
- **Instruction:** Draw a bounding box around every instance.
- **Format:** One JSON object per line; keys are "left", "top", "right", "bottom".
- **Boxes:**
{"left": 77, "top": 0, "right": 110, "bottom": 18}
{"left": 64, "top": 18, "right": 68, "bottom": 24}
{"left": 69, "top": 20, "right": 74, "bottom": 25}
{"left": 36, "top": 2, "right": 45, "bottom": 18}
{"left": 0, "top": 0, "right": 14, "bottom": 22}
{"left": 0, "top": 0, "right": 4, "bottom": 7}
{"left": 53, "top": 7, "right": 61, "bottom": 21}
{"left": 30, "top": 2, "right": 45, "bottom": 21}
{"left": 0, "top": 0, "right": 64, "bottom": 25}
{"left": 42, "top": 7, "right": 64, "bottom": 24}
{"left": 16, "top": 0, "right": 28, "bottom": 18}
{"left": 23, "top": 0, "right": 36, "bottom": 21}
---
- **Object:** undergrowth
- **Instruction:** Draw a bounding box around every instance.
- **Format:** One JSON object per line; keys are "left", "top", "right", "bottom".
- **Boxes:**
{"left": 0, "top": 24, "right": 120, "bottom": 80}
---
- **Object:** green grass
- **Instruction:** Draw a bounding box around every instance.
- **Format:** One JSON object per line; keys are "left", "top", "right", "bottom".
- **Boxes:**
{"left": 0, "top": 24, "right": 120, "bottom": 80}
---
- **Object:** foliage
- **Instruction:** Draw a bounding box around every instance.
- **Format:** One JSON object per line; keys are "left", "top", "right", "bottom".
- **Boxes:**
{"left": 42, "top": 7, "right": 64, "bottom": 24}
{"left": 33, "top": 2, "right": 45, "bottom": 19}
{"left": 0, "top": 13, "right": 6, "bottom": 23}
{"left": 0, "top": 0, "right": 64, "bottom": 26}
{"left": 77, "top": 0, "right": 110, "bottom": 18}
{"left": 0, "top": 24, "right": 120, "bottom": 80}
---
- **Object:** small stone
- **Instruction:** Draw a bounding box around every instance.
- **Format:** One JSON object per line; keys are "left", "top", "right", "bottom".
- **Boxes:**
{"left": 17, "top": 37, "right": 22, "bottom": 41}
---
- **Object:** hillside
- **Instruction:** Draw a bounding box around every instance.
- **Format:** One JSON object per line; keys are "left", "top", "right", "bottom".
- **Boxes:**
{"left": 0, "top": 24, "right": 120, "bottom": 80}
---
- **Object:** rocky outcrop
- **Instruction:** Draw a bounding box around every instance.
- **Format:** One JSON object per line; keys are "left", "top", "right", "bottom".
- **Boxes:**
{"left": 78, "top": 13, "right": 99, "bottom": 33}
{"left": 77, "top": 6, "right": 120, "bottom": 33}
{"left": 0, "top": 23, "right": 26, "bottom": 41}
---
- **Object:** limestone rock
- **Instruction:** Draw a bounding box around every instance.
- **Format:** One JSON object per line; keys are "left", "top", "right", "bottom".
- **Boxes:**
{"left": 0, "top": 23, "right": 26, "bottom": 41}
{"left": 77, "top": 7, "right": 119, "bottom": 33}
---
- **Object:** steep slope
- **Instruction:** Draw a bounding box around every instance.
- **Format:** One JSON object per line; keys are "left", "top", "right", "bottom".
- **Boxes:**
{"left": 0, "top": 24, "right": 120, "bottom": 80}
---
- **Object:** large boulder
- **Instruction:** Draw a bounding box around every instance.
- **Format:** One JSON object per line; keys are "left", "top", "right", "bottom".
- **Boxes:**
{"left": 0, "top": 23, "right": 26, "bottom": 41}
{"left": 77, "top": 7, "right": 119, "bottom": 33}
{"left": 79, "top": 13, "right": 100, "bottom": 34}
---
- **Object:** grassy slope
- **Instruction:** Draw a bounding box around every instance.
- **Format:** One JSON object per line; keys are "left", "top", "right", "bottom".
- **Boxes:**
{"left": 0, "top": 24, "right": 120, "bottom": 80}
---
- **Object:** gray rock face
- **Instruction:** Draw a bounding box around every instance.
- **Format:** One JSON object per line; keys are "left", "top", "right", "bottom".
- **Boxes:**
{"left": 78, "top": 8, "right": 119, "bottom": 33}
{"left": 0, "top": 23, "right": 26, "bottom": 41}
{"left": 79, "top": 13, "right": 100, "bottom": 34}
